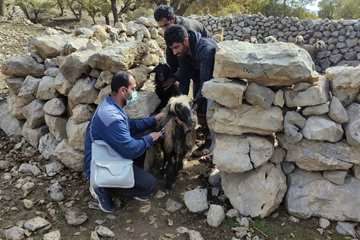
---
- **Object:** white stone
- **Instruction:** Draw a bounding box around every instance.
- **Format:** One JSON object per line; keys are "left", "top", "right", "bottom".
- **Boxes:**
{"left": 323, "top": 171, "right": 348, "bottom": 185}
{"left": 336, "top": 222, "right": 357, "bottom": 237}
{"left": 36, "top": 76, "right": 58, "bottom": 100}
{"left": 207, "top": 204, "right": 225, "bottom": 227}
{"left": 22, "top": 122, "right": 48, "bottom": 148}
{"left": 54, "top": 140, "right": 83, "bottom": 171}
{"left": 71, "top": 104, "right": 94, "bottom": 124}
{"left": 214, "top": 134, "right": 273, "bottom": 173}
{"left": 202, "top": 78, "right": 246, "bottom": 108}
{"left": 208, "top": 103, "right": 283, "bottom": 136}
{"left": 68, "top": 77, "right": 98, "bottom": 107}
{"left": 59, "top": 49, "right": 94, "bottom": 83}
{"left": 45, "top": 160, "right": 64, "bottom": 177}
{"left": 47, "top": 182, "right": 64, "bottom": 202}
{"left": 43, "top": 230, "right": 61, "bottom": 240}
{"left": 214, "top": 41, "right": 318, "bottom": 86}
{"left": 222, "top": 163, "right": 287, "bottom": 218}
{"left": 273, "top": 89, "right": 284, "bottom": 107}
{"left": 22, "top": 99, "right": 45, "bottom": 128}
{"left": 64, "top": 208, "right": 88, "bottom": 226}
{"left": 329, "top": 97, "right": 349, "bottom": 123}
{"left": 18, "top": 163, "right": 41, "bottom": 176}
{"left": 319, "top": 218, "right": 330, "bottom": 229}
{"left": 45, "top": 114, "right": 67, "bottom": 141}
{"left": 302, "top": 103, "right": 329, "bottom": 116}
{"left": 245, "top": 82, "right": 274, "bottom": 109}
{"left": 184, "top": 188, "right": 208, "bottom": 213}
{"left": 4, "top": 226, "right": 25, "bottom": 240}
{"left": 345, "top": 103, "right": 360, "bottom": 146}
{"left": 23, "top": 217, "right": 50, "bottom": 231}
{"left": 0, "top": 101, "right": 22, "bottom": 136}
{"left": 95, "top": 226, "right": 115, "bottom": 238}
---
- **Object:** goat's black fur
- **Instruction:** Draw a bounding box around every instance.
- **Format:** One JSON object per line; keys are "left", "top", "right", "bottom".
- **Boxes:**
{"left": 151, "top": 63, "right": 181, "bottom": 113}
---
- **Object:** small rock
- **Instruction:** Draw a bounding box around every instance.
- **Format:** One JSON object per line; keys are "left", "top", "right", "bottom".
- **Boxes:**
{"left": 317, "top": 228, "right": 324, "bottom": 235}
{"left": 302, "top": 103, "right": 329, "bottom": 116}
{"left": 155, "top": 190, "right": 166, "bottom": 199}
{"left": 232, "top": 227, "right": 249, "bottom": 239}
{"left": 319, "top": 218, "right": 331, "bottom": 229}
{"left": 184, "top": 188, "right": 208, "bottom": 213}
{"left": 65, "top": 208, "right": 88, "bottom": 226}
{"left": 289, "top": 216, "right": 300, "bottom": 223}
{"left": 43, "top": 230, "right": 61, "bottom": 240}
{"left": 336, "top": 222, "right": 357, "bottom": 237}
{"left": 0, "top": 160, "right": 11, "bottom": 170}
{"left": 207, "top": 204, "right": 225, "bottom": 227}
{"left": 4, "top": 226, "right": 25, "bottom": 240}
{"left": 95, "top": 225, "right": 115, "bottom": 238}
{"left": 274, "top": 90, "right": 284, "bottom": 107}
{"left": 22, "top": 181, "right": 35, "bottom": 196}
{"left": 45, "top": 161, "right": 64, "bottom": 177}
{"left": 226, "top": 209, "right": 240, "bottom": 218}
{"left": 90, "top": 231, "right": 100, "bottom": 240}
{"left": 166, "top": 198, "right": 183, "bottom": 213}
{"left": 23, "top": 217, "right": 50, "bottom": 231}
{"left": 18, "top": 163, "right": 41, "bottom": 176}
{"left": 23, "top": 199, "right": 34, "bottom": 209}
{"left": 238, "top": 217, "right": 250, "bottom": 227}
{"left": 47, "top": 182, "right": 64, "bottom": 202}
{"left": 176, "top": 227, "right": 204, "bottom": 240}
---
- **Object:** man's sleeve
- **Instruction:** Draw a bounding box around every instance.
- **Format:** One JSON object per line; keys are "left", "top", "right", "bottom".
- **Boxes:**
{"left": 129, "top": 117, "right": 156, "bottom": 136}
{"left": 101, "top": 118, "right": 154, "bottom": 160}
{"left": 166, "top": 47, "right": 178, "bottom": 73}
{"left": 195, "top": 45, "right": 216, "bottom": 101}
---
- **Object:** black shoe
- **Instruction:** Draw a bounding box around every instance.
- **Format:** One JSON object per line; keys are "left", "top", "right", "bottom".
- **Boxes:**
{"left": 90, "top": 186, "right": 114, "bottom": 213}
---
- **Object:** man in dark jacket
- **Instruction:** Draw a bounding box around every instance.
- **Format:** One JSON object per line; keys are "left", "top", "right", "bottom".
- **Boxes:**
{"left": 154, "top": 5, "right": 209, "bottom": 73}
{"left": 164, "top": 25, "right": 217, "bottom": 158}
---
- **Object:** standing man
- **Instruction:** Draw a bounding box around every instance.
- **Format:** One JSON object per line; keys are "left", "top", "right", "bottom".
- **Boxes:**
{"left": 84, "top": 71, "right": 164, "bottom": 213}
{"left": 164, "top": 25, "right": 217, "bottom": 159}
{"left": 154, "top": 5, "right": 210, "bottom": 73}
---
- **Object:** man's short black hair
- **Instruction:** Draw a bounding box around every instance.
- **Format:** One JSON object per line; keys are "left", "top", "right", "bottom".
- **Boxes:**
{"left": 164, "top": 25, "right": 188, "bottom": 47}
{"left": 111, "top": 71, "right": 131, "bottom": 93}
{"left": 154, "top": 5, "right": 175, "bottom": 22}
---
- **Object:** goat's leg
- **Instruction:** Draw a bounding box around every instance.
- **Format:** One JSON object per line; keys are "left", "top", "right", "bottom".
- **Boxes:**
{"left": 165, "top": 155, "right": 177, "bottom": 189}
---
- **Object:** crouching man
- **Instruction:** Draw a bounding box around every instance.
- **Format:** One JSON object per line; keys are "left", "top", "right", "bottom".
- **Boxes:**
{"left": 84, "top": 71, "right": 164, "bottom": 213}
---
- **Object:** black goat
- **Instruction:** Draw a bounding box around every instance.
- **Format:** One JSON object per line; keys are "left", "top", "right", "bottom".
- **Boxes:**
{"left": 150, "top": 63, "right": 195, "bottom": 189}
{"left": 150, "top": 63, "right": 181, "bottom": 113}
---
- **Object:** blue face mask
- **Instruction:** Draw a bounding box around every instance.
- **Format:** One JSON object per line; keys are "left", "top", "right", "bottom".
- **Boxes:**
{"left": 126, "top": 90, "right": 138, "bottom": 106}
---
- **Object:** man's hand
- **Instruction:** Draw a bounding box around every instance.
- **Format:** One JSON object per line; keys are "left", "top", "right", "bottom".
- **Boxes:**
{"left": 154, "top": 112, "right": 166, "bottom": 122}
{"left": 150, "top": 132, "right": 163, "bottom": 142}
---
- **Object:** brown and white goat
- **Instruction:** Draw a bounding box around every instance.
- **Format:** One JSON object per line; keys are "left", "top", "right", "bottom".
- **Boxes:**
{"left": 149, "top": 63, "right": 196, "bottom": 189}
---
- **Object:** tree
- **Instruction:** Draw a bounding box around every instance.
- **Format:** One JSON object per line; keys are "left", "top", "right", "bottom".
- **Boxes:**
{"left": 82, "top": 0, "right": 101, "bottom": 24}
{"left": 56, "top": 0, "right": 66, "bottom": 16}
{"left": 66, "top": 0, "right": 83, "bottom": 21}
{"left": 334, "top": 0, "right": 360, "bottom": 19}
{"left": 15, "top": 0, "right": 55, "bottom": 23}
{"left": 111, "top": 0, "right": 118, "bottom": 24}
{"left": 99, "top": 0, "right": 112, "bottom": 25}
{"left": 318, "top": 0, "right": 336, "bottom": 19}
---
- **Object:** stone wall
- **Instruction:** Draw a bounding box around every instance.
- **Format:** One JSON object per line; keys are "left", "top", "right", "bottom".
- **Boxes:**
{"left": 1, "top": 15, "right": 360, "bottom": 227}
{"left": 203, "top": 40, "right": 360, "bottom": 222}
{"left": 192, "top": 15, "right": 360, "bottom": 72}
{"left": 0, "top": 17, "right": 165, "bottom": 171}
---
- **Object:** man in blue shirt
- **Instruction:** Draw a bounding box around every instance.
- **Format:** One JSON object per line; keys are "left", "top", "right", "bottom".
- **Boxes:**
{"left": 84, "top": 71, "right": 163, "bottom": 213}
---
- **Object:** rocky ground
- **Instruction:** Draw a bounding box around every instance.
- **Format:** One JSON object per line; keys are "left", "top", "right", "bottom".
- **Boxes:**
{"left": 0, "top": 19, "right": 352, "bottom": 240}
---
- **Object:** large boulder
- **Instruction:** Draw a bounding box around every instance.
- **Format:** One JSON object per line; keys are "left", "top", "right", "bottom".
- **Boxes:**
{"left": 38, "top": 133, "right": 59, "bottom": 160}
{"left": 21, "top": 99, "right": 45, "bottom": 129}
{"left": 88, "top": 42, "right": 141, "bottom": 72}
{"left": 128, "top": 65, "right": 151, "bottom": 90}
{"left": 54, "top": 140, "right": 83, "bottom": 171}
{"left": 279, "top": 135, "right": 360, "bottom": 171}
{"left": 208, "top": 102, "right": 283, "bottom": 136}
{"left": 43, "top": 98, "right": 66, "bottom": 116}
{"left": 302, "top": 116, "right": 344, "bottom": 143}
{"left": 36, "top": 76, "right": 58, "bottom": 100}
{"left": 45, "top": 114, "right": 67, "bottom": 141}
{"left": 66, "top": 119, "right": 89, "bottom": 151}
{"left": 345, "top": 103, "right": 360, "bottom": 146}
{"left": 59, "top": 49, "right": 94, "bottom": 83}
{"left": 124, "top": 91, "right": 160, "bottom": 119}
{"left": 0, "top": 101, "right": 22, "bottom": 136}
{"left": 214, "top": 134, "right": 273, "bottom": 173}
{"left": 245, "top": 82, "right": 275, "bottom": 109}
{"left": 22, "top": 122, "right": 48, "bottom": 148}
{"left": 71, "top": 104, "right": 94, "bottom": 124}
{"left": 326, "top": 65, "right": 360, "bottom": 106}
{"left": 5, "top": 77, "right": 24, "bottom": 95}
{"left": 202, "top": 78, "right": 247, "bottom": 108}
{"left": 285, "top": 78, "right": 329, "bottom": 107}
{"left": 54, "top": 72, "right": 73, "bottom": 96}
{"left": 68, "top": 78, "right": 99, "bottom": 107}
{"left": 1, "top": 55, "right": 44, "bottom": 77}
{"left": 222, "top": 163, "right": 287, "bottom": 218}
{"left": 286, "top": 169, "right": 360, "bottom": 222}
{"left": 29, "top": 34, "right": 67, "bottom": 59}
{"left": 17, "top": 76, "right": 41, "bottom": 106}
{"left": 328, "top": 97, "right": 349, "bottom": 124}
{"left": 214, "top": 41, "right": 318, "bottom": 86}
